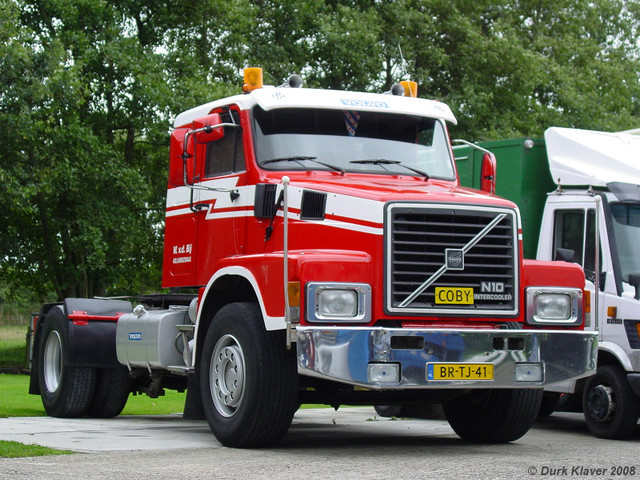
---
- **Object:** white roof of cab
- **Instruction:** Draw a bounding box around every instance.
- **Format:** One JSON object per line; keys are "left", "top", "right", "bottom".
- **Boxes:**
{"left": 174, "top": 85, "right": 457, "bottom": 128}
{"left": 544, "top": 126, "right": 640, "bottom": 187}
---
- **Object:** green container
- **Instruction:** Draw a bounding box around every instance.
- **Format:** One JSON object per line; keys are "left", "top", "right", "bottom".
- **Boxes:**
{"left": 453, "top": 138, "right": 556, "bottom": 259}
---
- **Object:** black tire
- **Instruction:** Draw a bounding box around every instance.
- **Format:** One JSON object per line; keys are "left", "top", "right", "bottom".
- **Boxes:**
{"left": 443, "top": 388, "right": 543, "bottom": 443}
{"left": 199, "top": 302, "right": 298, "bottom": 448}
{"left": 37, "top": 307, "right": 97, "bottom": 417}
{"left": 374, "top": 405, "right": 403, "bottom": 418}
{"left": 582, "top": 364, "right": 640, "bottom": 439}
{"left": 538, "top": 392, "right": 560, "bottom": 417}
{"left": 87, "top": 367, "right": 131, "bottom": 418}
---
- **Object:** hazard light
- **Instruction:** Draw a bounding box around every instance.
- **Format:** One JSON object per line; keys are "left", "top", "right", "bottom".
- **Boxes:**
{"left": 243, "top": 67, "right": 263, "bottom": 93}
{"left": 400, "top": 80, "right": 418, "bottom": 98}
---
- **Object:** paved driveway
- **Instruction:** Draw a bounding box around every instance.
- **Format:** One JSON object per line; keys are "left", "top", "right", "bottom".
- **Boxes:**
{"left": 1, "top": 408, "right": 638, "bottom": 480}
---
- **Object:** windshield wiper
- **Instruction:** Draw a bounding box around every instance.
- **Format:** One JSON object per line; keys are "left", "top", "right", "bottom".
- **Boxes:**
{"left": 350, "top": 159, "right": 429, "bottom": 179}
{"left": 263, "top": 156, "right": 345, "bottom": 174}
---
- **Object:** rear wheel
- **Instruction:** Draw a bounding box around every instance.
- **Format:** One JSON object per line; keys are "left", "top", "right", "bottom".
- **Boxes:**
{"left": 374, "top": 405, "right": 403, "bottom": 418}
{"left": 87, "top": 367, "right": 131, "bottom": 418}
{"left": 443, "top": 388, "right": 543, "bottom": 443}
{"left": 538, "top": 392, "right": 560, "bottom": 417}
{"left": 583, "top": 364, "right": 640, "bottom": 439}
{"left": 200, "top": 302, "right": 298, "bottom": 447}
{"left": 37, "top": 307, "right": 97, "bottom": 417}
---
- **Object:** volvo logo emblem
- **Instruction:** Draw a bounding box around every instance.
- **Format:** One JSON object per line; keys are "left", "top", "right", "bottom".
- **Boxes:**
{"left": 445, "top": 249, "right": 464, "bottom": 270}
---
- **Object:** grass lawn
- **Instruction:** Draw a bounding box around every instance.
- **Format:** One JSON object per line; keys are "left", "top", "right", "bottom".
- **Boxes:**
{"left": 0, "top": 374, "right": 187, "bottom": 418}
{"left": 0, "top": 441, "right": 73, "bottom": 458}
{"left": 0, "top": 324, "right": 188, "bottom": 417}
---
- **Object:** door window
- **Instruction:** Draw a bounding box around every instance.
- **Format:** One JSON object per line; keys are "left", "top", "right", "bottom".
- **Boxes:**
{"left": 553, "top": 209, "right": 601, "bottom": 282}
{"left": 204, "top": 110, "right": 245, "bottom": 177}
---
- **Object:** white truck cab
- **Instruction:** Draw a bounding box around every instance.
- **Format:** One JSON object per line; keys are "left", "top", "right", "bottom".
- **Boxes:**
{"left": 455, "top": 127, "right": 640, "bottom": 439}
{"left": 538, "top": 128, "right": 640, "bottom": 439}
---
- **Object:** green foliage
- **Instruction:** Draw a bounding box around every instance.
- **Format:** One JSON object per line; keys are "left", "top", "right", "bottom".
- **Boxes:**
{"left": 0, "top": 343, "right": 26, "bottom": 373}
{"left": 0, "top": 325, "right": 30, "bottom": 372}
{"left": 2, "top": 0, "right": 640, "bottom": 301}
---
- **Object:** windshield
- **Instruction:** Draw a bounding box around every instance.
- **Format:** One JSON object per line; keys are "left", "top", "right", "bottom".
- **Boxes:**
{"left": 609, "top": 202, "right": 640, "bottom": 281}
{"left": 252, "top": 106, "right": 455, "bottom": 179}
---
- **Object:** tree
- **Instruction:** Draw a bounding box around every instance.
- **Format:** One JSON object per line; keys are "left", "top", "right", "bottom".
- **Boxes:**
{"left": 2, "top": 0, "right": 640, "bottom": 302}
{"left": 388, "top": 0, "right": 640, "bottom": 140}
{"left": 1, "top": 0, "right": 166, "bottom": 300}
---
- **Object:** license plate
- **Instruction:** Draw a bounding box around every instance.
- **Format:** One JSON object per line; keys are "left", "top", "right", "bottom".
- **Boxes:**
{"left": 427, "top": 363, "right": 494, "bottom": 381}
{"left": 434, "top": 287, "right": 474, "bottom": 304}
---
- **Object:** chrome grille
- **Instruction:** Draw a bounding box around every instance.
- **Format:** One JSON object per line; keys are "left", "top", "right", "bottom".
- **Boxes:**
{"left": 386, "top": 204, "right": 518, "bottom": 315}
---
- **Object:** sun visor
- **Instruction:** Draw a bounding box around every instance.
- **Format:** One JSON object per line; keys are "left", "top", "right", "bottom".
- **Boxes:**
{"left": 544, "top": 127, "right": 640, "bottom": 187}
{"left": 251, "top": 87, "right": 457, "bottom": 124}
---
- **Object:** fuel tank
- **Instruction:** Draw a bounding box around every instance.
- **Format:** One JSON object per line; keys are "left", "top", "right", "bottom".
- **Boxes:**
{"left": 116, "top": 305, "right": 189, "bottom": 370}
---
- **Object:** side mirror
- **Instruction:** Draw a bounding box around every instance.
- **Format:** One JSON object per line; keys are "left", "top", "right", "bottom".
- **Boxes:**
{"left": 193, "top": 113, "right": 224, "bottom": 143}
{"left": 168, "top": 128, "right": 192, "bottom": 186}
{"left": 168, "top": 113, "right": 225, "bottom": 187}
{"left": 555, "top": 248, "right": 575, "bottom": 263}
{"left": 628, "top": 273, "right": 640, "bottom": 300}
{"left": 480, "top": 152, "right": 496, "bottom": 195}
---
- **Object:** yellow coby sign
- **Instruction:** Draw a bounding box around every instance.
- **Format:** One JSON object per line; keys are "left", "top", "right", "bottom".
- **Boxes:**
{"left": 435, "top": 287, "right": 474, "bottom": 304}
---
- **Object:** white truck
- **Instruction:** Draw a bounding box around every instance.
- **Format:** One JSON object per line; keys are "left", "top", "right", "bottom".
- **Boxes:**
{"left": 455, "top": 127, "right": 640, "bottom": 439}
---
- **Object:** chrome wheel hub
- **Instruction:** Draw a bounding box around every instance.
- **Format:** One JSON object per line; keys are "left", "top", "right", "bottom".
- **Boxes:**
{"left": 210, "top": 334, "right": 245, "bottom": 417}
{"left": 587, "top": 384, "right": 615, "bottom": 422}
{"left": 43, "top": 330, "right": 62, "bottom": 393}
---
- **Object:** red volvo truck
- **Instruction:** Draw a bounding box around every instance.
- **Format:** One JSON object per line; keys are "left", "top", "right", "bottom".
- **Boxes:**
{"left": 29, "top": 68, "right": 597, "bottom": 447}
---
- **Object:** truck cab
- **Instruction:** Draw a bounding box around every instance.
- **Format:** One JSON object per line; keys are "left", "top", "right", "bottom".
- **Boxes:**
{"left": 539, "top": 128, "right": 640, "bottom": 439}
{"left": 29, "top": 70, "right": 598, "bottom": 448}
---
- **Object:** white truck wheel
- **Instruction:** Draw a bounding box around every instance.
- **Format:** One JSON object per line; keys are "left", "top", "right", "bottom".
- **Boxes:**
{"left": 583, "top": 364, "right": 640, "bottom": 439}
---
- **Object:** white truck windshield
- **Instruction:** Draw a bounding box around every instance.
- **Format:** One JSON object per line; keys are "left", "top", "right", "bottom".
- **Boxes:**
{"left": 252, "top": 106, "right": 455, "bottom": 180}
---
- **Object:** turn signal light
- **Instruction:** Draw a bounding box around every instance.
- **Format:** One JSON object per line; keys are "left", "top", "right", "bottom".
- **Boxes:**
{"left": 288, "top": 282, "right": 300, "bottom": 307}
{"left": 243, "top": 67, "right": 263, "bottom": 93}
{"left": 584, "top": 290, "right": 591, "bottom": 313}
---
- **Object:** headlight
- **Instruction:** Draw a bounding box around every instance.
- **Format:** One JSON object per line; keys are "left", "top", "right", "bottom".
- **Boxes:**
{"left": 537, "top": 294, "right": 571, "bottom": 319}
{"left": 318, "top": 290, "right": 358, "bottom": 317}
{"left": 526, "top": 287, "right": 582, "bottom": 326}
{"left": 307, "top": 282, "right": 371, "bottom": 323}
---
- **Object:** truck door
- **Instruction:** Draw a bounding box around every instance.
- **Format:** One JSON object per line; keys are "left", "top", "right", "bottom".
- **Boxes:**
{"left": 163, "top": 107, "right": 245, "bottom": 288}
{"left": 192, "top": 107, "right": 247, "bottom": 285}
{"left": 551, "top": 207, "right": 607, "bottom": 331}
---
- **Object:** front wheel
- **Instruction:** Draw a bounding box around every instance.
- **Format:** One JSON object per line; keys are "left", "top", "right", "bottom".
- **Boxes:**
{"left": 443, "top": 388, "right": 543, "bottom": 443}
{"left": 37, "top": 307, "right": 97, "bottom": 417}
{"left": 200, "top": 303, "right": 298, "bottom": 448}
{"left": 583, "top": 364, "right": 640, "bottom": 439}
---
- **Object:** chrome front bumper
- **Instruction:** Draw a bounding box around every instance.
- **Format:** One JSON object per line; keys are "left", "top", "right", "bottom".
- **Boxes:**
{"left": 296, "top": 327, "right": 598, "bottom": 389}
